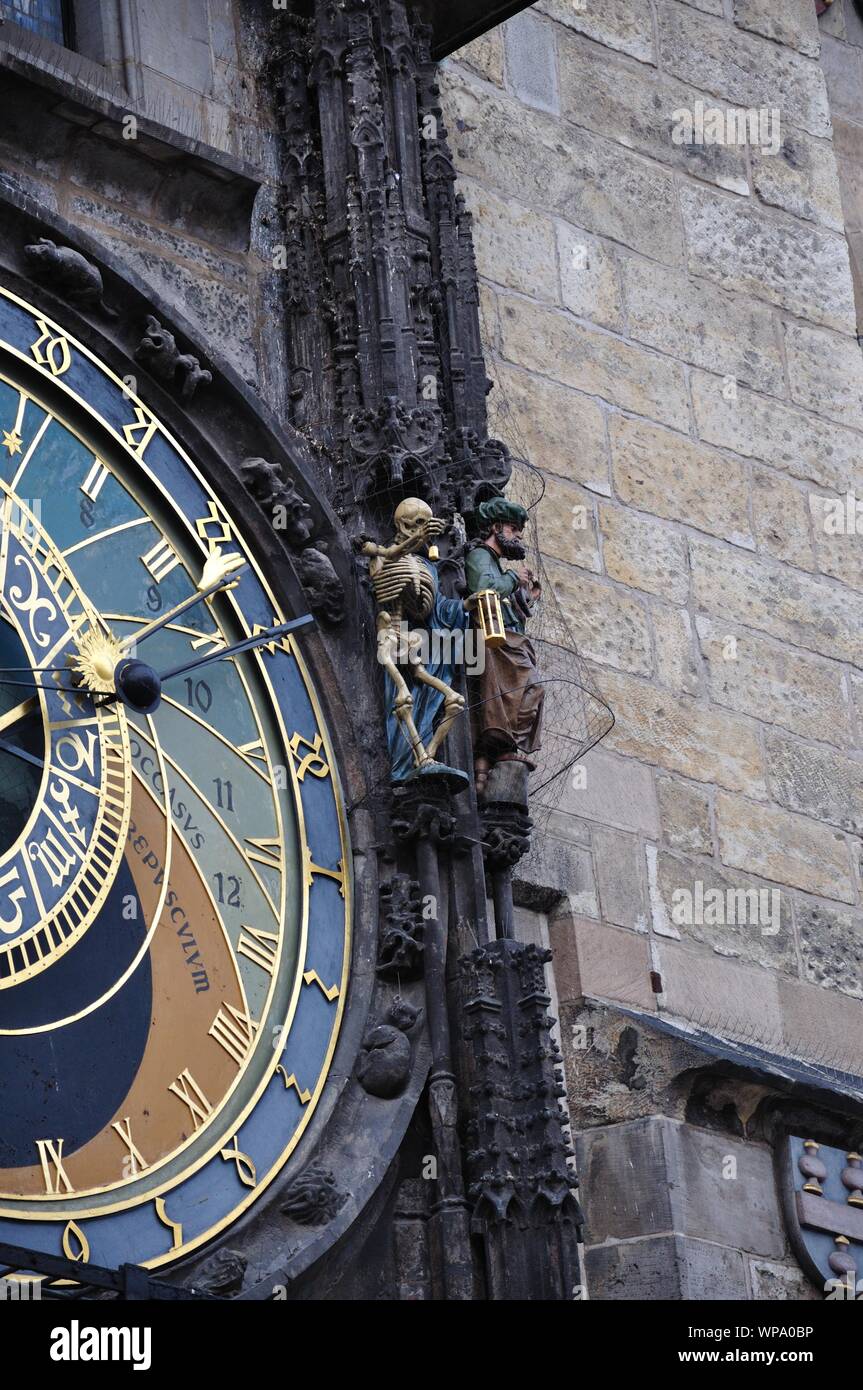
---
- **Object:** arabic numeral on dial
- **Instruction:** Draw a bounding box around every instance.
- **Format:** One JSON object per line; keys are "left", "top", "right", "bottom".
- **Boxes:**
{"left": 213, "top": 777, "right": 234, "bottom": 812}
{"left": 185, "top": 678, "right": 212, "bottom": 714}
{"left": 214, "top": 872, "right": 241, "bottom": 908}
{"left": 146, "top": 584, "right": 162, "bottom": 614}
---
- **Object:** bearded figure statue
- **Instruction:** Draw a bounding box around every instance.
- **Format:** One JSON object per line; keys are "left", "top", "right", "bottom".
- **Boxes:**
{"left": 465, "top": 498, "right": 544, "bottom": 796}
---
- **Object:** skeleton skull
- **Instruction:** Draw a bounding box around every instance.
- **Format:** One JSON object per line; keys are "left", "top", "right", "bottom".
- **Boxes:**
{"left": 394, "top": 497, "right": 434, "bottom": 539}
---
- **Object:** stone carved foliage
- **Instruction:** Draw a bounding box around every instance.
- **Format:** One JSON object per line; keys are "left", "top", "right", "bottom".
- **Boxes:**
{"left": 460, "top": 941, "right": 580, "bottom": 1228}
{"left": 377, "top": 874, "right": 425, "bottom": 979}
{"left": 273, "top": 0, "right": 511, "bottom": 533}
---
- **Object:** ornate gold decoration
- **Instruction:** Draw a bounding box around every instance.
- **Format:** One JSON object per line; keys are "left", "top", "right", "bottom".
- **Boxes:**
{"left": 71, "top": 626, "right": 125, "bottom": 696}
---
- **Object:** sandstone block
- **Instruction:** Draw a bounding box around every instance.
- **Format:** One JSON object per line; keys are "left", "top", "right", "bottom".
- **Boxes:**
{"left": 654, "top": 849, "right": 796, "bottom": 972}
{"left": 556, "top": 745, "right": 661, "bottom": 836}
{"left": 536, "top": 0, "right": 656, "bottom": 63}
{"left": 751, "top": 466, "right": 816, "bottom": 570}
{"left": 659, "top": 0, "right": 831, "bottom": 137}
{"left": 695, "top": 615, "right": 851, "bottom": 745}
{"left": 535, "top": 473, "right": 601, "bottom": 571}
{"left": 681, "top": 184, "right": 856, "bottom": 334}
{"left": 657, "top": 777, "right": 714, "bottom": 855}
{"left": 487, "top": 361, "right": 610, "bottom": 495}
{"left": 690, "top": 370, "right": 863, "bottom": 495}
{"left": 733, "top": 0, "right": 821, "bottom": 56}
{"left": 503, "top": 9, "right": 559, "bottom": 114}
{"left": 797, "top": 899, "right": 863, "bottom": 999}
{"left": 598, "top": 667, "right": 766, "bottom": 796}
{"left": 716, "top": 790, "right": 854, "bottom": 902}
{"left": 440, "top": 70, "right": 684, "bottom": 263}
{"left": 657, "top": 938, "right": 784, "bottom": 1045}
{"left": 610, "top": 415, "right": 753, "bottom": 547}
{"left": 599, "top": 503, "right": 689, "bottom": 603}
{"left": 548, "top": 909, "right": 656, "bottom": 1010}
{"left": 593, "top": 826, "right": 649, "bottom": 930}
{"left": 499, "top": 294, "right": 690, "bottom": 430}
{"left": 621, "top": 255, "right": 783, "bottom": 394}
{"left": 459, "top": 177, "right": 559, "bottom": 300}
{"left": 784, "top": 320, "right": 863, "bottom": 430}
{"left": 544, "top": 561, "right": 653, "bottom": 675}
{"left": 690, "top": 536, "right": 863, "bottom": 666}
{"left": 451, "top": 31, "right": 505, "bottom": 86}
{"left": 765, "top": 730, "right": 863, "bottom": 836}
{"left": 751, "top": 130, "right": 844, "bottom": 232}
{"left": 557, "top": 40, "right": 748, "bottom": 193}
{"left": 651, "top": 603, "right": 700, "bottom": 696}
{"left": 557, "top": 224, "right": 623, "bottom": 331}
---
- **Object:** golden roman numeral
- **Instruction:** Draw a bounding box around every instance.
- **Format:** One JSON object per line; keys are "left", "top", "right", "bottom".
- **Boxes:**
{"left": 237, "top": 925, "right": 279, "bottom": 976}
{"left": 111, "top": 1117, "right": 148, "bottom": 1176}
{"left": 141, "top": 537, "right": 181, "bottom": 584}
{"left": 36, "top": 1138, "right": 73, "bottom": 1194}
{"left": 81, "top": 457, "right": 110, "bottom": 502}
{"left": 209, "top": 1003, "right": 256, "bottom": 1067}
{"left": 168, "top": 1069, "right": 212, "bottom": 1131}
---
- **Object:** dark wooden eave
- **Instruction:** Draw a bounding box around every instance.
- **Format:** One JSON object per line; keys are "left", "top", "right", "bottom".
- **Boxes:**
{"left": 414, "top": 0, "right": 535, "bottom": 59}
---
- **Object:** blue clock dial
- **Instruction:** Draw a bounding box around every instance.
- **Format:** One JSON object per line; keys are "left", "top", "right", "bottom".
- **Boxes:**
{"left": 0, "top": 289, "right": 350, "bottom": 1272}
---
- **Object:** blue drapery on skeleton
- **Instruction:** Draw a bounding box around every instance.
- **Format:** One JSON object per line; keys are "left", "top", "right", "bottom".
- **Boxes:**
{"left": 385, "top": 558, "right": 469, "bottom": 781}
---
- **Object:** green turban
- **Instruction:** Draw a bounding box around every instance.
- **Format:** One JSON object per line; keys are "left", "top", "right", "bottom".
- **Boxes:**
{"left": 476, "top": 497, "right": 529, "bottom": 530}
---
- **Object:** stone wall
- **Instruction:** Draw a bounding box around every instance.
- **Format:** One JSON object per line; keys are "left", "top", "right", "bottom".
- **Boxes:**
{"left": 0, "top": 0, "right": 282, "bottom": 395}
{"left": 442, "top": 0, "right": 863, "bottom": 1296}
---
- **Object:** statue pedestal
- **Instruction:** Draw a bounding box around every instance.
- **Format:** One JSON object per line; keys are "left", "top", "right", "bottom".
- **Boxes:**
{"left": 479, "top": 760, "right": 533, "bottom": 940}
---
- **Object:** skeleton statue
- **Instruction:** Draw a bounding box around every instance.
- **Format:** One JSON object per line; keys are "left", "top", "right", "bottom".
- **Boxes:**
{"left": 362, "top": 498, "right": 469, "bottom": 781}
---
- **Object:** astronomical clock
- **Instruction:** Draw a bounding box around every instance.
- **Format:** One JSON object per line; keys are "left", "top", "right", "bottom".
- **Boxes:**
{"left": 0, "top": 281, "right": 352, "bottom": 1276}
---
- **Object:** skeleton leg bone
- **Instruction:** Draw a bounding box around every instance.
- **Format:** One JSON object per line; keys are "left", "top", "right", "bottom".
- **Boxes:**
{"left": 411, "top": 662, "right": 465, "bottom": 760}
{"left": 378, "top": 620, "right": 431, "bottom": 766}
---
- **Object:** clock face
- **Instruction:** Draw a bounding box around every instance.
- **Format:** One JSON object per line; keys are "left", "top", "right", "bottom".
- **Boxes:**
{"left": 0, "top": 287, "right": 350, "bottom": 1271}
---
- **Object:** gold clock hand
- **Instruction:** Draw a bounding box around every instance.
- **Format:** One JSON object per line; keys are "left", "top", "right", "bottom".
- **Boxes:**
{"left": 118, "top": 548, "right": 248, "bottom": 653}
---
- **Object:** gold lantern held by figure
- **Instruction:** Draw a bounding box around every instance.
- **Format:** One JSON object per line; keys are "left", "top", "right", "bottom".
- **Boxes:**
{"left": 473, "top": 588, "right": 506, "bottom": 649}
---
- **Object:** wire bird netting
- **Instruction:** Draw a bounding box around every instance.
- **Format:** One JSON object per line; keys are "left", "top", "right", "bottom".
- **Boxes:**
{"left": 479, "top": 309, "right": 614, "bottom": 813}
{"left": 490, "top": 454, "right": 615, "bottom": 814}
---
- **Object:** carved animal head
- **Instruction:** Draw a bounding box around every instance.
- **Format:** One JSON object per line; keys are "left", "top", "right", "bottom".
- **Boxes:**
{"left": 138, "top": 315, "right": 177, "bottom": 362}
{"left": 24, "top": 238, "right": 58, "bottom": 266}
